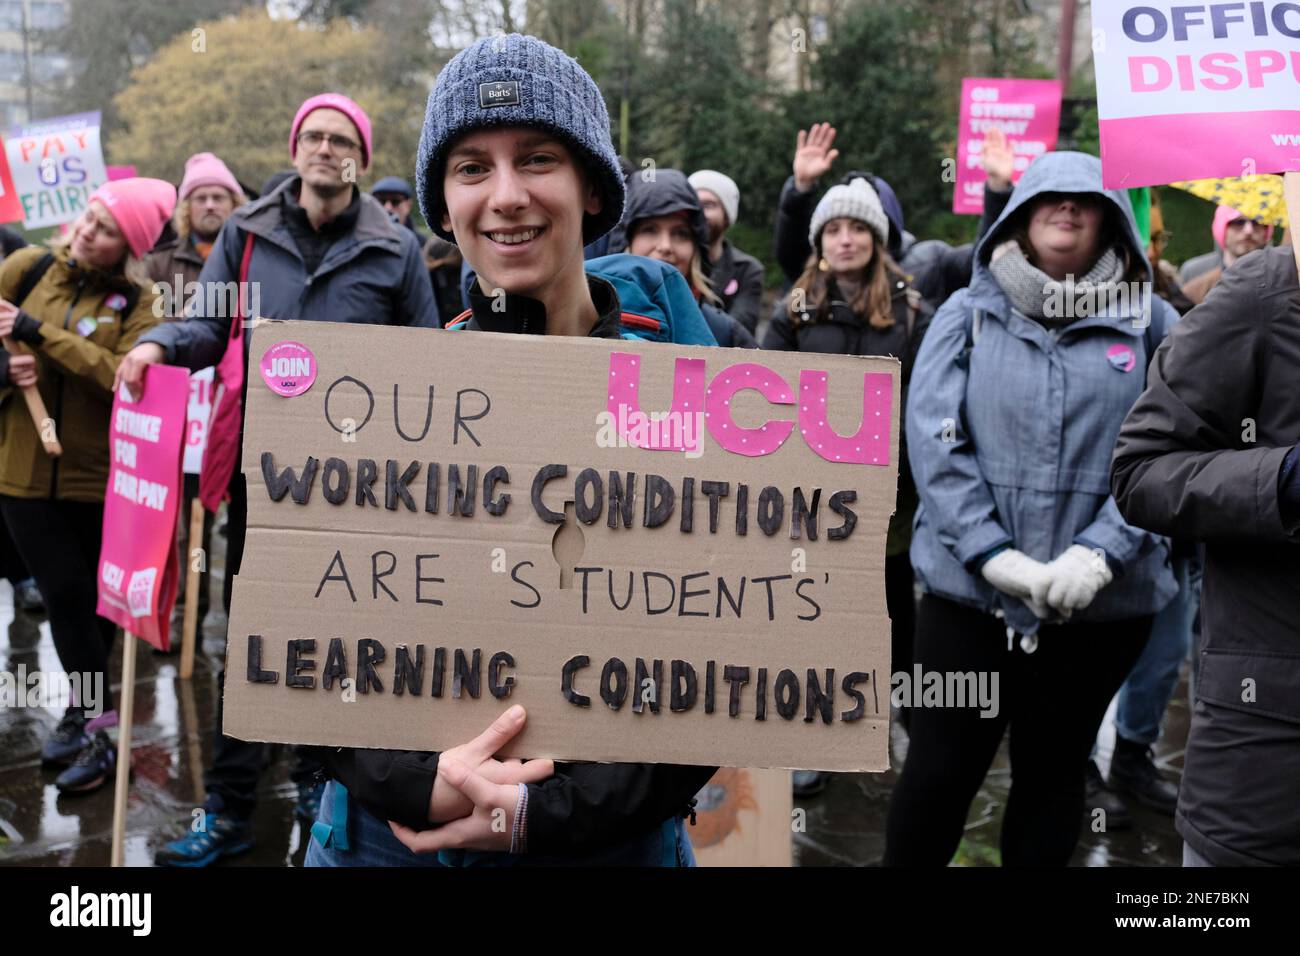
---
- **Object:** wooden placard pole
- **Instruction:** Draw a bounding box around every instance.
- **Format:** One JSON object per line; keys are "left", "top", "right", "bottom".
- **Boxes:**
{"left": 1, "top": 335, "right": 62, "bottom": 457}
{"left": 179, "top": 498, "right": 204, "bottom": 680}
{"left": 110, "top": 631, "right": 137, "bottom": 867}
{"left": 1285, "top": 171, "right": 1300, "bottom": 277}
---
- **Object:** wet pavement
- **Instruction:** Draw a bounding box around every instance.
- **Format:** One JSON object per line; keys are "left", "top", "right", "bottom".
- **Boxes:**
{"left": 0, "top": 519, "right": 1187, "bottom": 867}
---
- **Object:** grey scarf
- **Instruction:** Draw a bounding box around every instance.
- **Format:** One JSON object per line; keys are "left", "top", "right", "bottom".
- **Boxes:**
{"left": 989, "top": 241, "right": 1125, "bottom": 326}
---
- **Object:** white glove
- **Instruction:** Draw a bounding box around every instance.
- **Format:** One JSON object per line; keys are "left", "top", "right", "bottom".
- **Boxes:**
{"left": 980, "top": 549, "right": 1053, "bottom": 618}
{"left": 1042, "top": 545, "right": 1114, "bottom": 616}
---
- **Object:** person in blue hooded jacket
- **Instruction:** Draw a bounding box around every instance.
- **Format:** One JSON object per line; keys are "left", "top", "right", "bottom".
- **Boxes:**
{"left": 305, "top": 33, "right": 717, "bottom": 868}
{"left": 884, "top": 151, "right": 1179, "bottom": 867}
{"left": 619, "top": 169, "right": 757, "bottom": 349}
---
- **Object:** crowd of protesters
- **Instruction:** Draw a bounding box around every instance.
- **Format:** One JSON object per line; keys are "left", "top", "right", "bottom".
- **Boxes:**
{"left": 0, "top": 30, "right": 1293, "bottom": 869}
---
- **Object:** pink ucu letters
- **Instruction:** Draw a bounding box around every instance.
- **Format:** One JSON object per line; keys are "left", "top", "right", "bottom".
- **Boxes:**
{"left": 605, "top": 352, "right": 892, "bottom": 465}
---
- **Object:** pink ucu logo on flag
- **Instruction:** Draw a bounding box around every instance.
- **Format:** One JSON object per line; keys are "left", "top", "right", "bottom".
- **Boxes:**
{"left": 603, "top": 352, "right": 892, "bottom": 464}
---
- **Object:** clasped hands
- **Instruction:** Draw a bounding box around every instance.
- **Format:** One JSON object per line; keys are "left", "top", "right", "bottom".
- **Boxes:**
{"left": 981, "top": 545, "right": 1113, "bottom": 620}
{"left": 387, "top": 704, "right": 554, "bottom": 855}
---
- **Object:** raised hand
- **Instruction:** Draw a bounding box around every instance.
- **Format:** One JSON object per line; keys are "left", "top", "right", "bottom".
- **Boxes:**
{"left": 793, "top": 122, "right": 840, "bottom": 193}
{"left": 981, "top": 127, "right": 1016, "bottom": 191}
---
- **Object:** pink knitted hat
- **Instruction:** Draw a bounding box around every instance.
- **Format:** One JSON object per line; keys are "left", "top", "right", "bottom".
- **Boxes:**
{"left": 88, "top": 178, "right": 177, "bottom": 258}
{"left": 1212, "top": 203, "right": 1274, "bottom": 249}
{"left": 289, "top": 93, "right": 372, "bottom": 167}
{"left": 179, "top": 152, "right": 241, "bottom": 200}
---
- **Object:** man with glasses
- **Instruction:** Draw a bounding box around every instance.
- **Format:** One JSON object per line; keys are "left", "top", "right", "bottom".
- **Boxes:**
{"left": 1180, "top": 203, "right": 1275, "bottom": 304}
{"left": 371, "top": 175, "right": 428, "bottom": 249}
{"left": 122, "top": 92, "right": 438, "bottom": 867}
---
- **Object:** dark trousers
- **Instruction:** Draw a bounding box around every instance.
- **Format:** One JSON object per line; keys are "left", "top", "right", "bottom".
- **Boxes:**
{"left": 884, "top": 593, "right": 1151, "bottom": 867}
{"left": 205, "top": 474, "right": 321, "bottom": 818}
{"left": 885, "top": 551, "right": 917, "bottom": 677}
{"left": 885, "top": 552, "right": 917, "bottom": 729}
{"left": 0, "top": 496, "right": 116, "bottom": 713}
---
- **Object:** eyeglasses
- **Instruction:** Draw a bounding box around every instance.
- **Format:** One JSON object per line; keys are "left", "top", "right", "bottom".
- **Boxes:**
{"left": 374, "top": 194, "right": 406, "bottom": 208}
{"left": 1227, "top": 218, "right": 1264, "bottom": 232}
{"left": 1151, "top": 230, "right": 1172, "bottom": 251}
{"left": 296, "top": 130, "right": 361, "bottom": 154}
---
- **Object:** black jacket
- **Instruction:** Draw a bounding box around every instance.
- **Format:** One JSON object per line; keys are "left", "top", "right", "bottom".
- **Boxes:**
{"left": 318, "top": 275, "right": 718, "bottom": 855}
{"left": 772, "top": 175, "right": 1011, "bottom": 311}
{"left": 1111, "top": 246, "right": 1300, "bottom": 866}
{"left": 0, "top": 225, "right": 28, "bottom": 260}
{"left": 708, "top": 238, "right": 766, "bottom": 333}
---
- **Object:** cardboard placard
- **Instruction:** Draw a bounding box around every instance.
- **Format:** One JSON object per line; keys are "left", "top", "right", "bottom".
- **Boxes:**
{"left": 953, "top": 77, "right": 1062, "bottom": 215}
{"left": 222, "top": 320, "right": 899, "bottom": 771}
{"left": 96, "top": 365, "right": 190, "bottom": 650}
{"left": 1092, "top": 0, "right": 1300, "bottom": 188}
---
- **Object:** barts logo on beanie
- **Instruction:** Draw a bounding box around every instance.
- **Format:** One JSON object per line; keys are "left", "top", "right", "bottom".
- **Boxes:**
{"left": 479, "top": 81, "right": 521, "bottom": 109}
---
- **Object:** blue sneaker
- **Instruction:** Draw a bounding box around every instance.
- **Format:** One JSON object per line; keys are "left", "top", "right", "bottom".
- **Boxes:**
{"left": 295, "top": 782, "right": 325, "bottom": 823}
{"left": 154, "top": 811, "right": 254, "bottom": 867}
{"left": 41, "top": 710, "right": 90, "bottom": 768}
{"left": 54, "top": 730, "right": 115, "bottom": 793}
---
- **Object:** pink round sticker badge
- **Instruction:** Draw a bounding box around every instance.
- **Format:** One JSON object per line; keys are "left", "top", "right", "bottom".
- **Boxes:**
{"left": 260, "top": 341, "right": 317, "bottom": 397}
{"left": 1106, "top": 343, "right": 1136, "bottom": 373}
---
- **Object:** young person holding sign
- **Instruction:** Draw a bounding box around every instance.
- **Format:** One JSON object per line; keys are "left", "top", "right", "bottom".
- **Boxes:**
{"left": 305, "top": 33, "right": 717, "bottom": 866}
{"left": 887, "top": 152, "right": 1181, "bottom": 866}
{"left": 0, "top": 178, "right": 174, "bottom": 792}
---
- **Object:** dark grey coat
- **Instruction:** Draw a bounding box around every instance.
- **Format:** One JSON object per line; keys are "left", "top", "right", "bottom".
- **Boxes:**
{"left": 1112, "top": 245, "right": 1300, "bottom": 866}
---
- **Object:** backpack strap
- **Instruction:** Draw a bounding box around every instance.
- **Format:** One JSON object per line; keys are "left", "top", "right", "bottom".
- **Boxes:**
{"left": 230, "top": 232, "right": 255, "bottom": 341}
{"left": 955, "top": 308, "right": 982, "bottom": 370}
{"left": 12, "top": 252, "right": 55, "bottom": 308}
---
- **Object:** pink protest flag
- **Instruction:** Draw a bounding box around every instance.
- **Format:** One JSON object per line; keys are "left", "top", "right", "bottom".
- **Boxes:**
{"left": 953, "top": 78, "right": 1062, "bottom": 215}
{"left": 97, "top": 364, "right": 190, "bottom": 651}
{"left": 0, "top": 138, "right": 22, "bottom": 223}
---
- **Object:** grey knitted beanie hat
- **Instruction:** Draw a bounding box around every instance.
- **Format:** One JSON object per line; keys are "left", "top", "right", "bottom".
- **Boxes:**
{"left": 416, "top": 33, "right": 625, "bottom": 245}
{"left": 809, "top": 177, "right": 889, "bottom": 250}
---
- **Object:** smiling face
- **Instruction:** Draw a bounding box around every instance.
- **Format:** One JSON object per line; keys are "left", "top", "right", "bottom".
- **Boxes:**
{"left": 293, "top": 107, "right": 366, "bottom": 196}
{"left": 441, "top": 127, "right": 601, "bottom": 300}
{"left": 628, "top": 211, "right": 698, "bottom": 279}
{"left": 819, "top": 216, "right": 875, "bottom": 278}
{"left": 69, "top": 201, "right": 129, "bottom": 270}
{"left": 1025, "top": 192, "right": 1106, "bottom": 274}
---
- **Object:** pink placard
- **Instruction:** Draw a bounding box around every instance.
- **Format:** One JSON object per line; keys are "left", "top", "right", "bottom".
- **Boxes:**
{"left": 97, "top": 364, "right": 190, "bottom": 651}
{"left": 954, "top": 77, "right": 1062, "bottom": 215}
{"left": 1091, "top": 1, "right": 1300, "bottom": 188}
